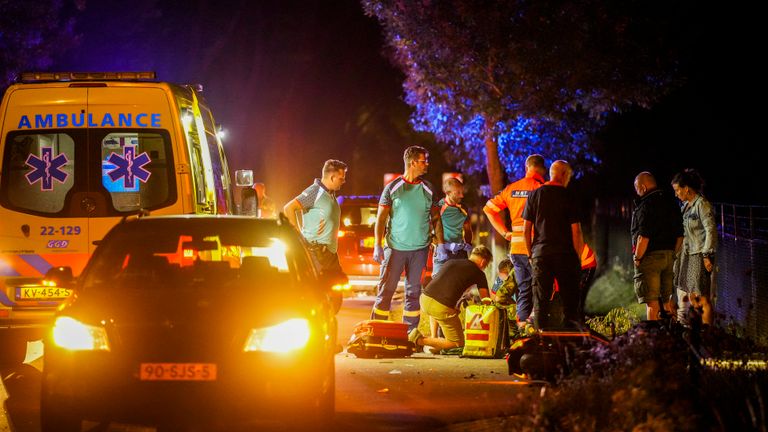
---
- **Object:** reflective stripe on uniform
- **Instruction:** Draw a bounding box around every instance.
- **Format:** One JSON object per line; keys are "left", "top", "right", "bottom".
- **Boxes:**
{"left": 373, "top": 307, "right": 390, "bottom": 318}
{"left": 581, "top": 244, "right": 597, "bottom": 269}
{"left": 403, "top": 309, "right": 420, "bottom": 317}
{"left": 484, "top": 200, "right": 502, "bottom": 213}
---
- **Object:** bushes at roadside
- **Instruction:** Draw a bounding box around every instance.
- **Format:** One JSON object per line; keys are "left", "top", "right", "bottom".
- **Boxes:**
{"left": 585, "top": 263, "right": 644, "bottom": 318}
{"left": 505, "top": 321, "right": 768, "bottom": 431}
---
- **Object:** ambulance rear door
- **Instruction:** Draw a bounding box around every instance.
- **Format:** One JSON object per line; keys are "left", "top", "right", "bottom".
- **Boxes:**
{"left": 85, "top": 85, "right": 181, "bottom": 252}
{"left": 0, "top": 86, "right": 92, "bottom": 280}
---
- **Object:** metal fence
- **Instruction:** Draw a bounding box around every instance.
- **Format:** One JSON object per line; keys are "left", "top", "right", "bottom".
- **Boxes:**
{"left": 713, "top": 204, "right": 768, "bottom": 341}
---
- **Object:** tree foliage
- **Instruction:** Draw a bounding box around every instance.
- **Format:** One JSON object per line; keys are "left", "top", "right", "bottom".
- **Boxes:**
{"left": 361, "top": 0, "right": 695, "bottom": 192}
{"left": 0, "top": 0, "right": 82, "bottom": 90}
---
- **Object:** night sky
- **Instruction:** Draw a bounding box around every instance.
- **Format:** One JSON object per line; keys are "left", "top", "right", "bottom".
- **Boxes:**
{"left": 50, "top": 0, "right": 763, "bottom": 207}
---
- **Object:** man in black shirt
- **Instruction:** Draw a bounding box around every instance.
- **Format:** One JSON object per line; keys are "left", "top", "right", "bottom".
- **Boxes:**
{"left": 522, "top": 160, "right": 584, "bottom": 329}
{"left": 409, "top": 246, "right": 492, "bottom": 352}
{"left": 631, "top": 172, "right": 684, "bottom": 320}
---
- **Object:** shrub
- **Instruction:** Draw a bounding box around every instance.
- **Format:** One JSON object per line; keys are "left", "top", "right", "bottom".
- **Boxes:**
{"left": 586, "top": 307, "right": 641, "bottom": 338}
{"left": 504, "top": 321, "right": 768, "bottom": 431}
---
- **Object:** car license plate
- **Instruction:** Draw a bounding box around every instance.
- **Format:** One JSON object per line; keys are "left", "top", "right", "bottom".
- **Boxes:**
{"left": 362, "top": 237, "right": 375, "bottom": 249}
{"left": 139, "top": 363, "right": 217, "bottom": 381}
{"left": 15, "top": 287, "right": 72, "bottom": 300}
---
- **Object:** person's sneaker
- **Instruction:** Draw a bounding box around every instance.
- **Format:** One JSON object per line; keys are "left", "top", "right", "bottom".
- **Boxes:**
{"left": 439, "top": 346, "right": 464, "bottom": 355}
{"left": 408, "top": 328, "right": 423, "bottom": 348}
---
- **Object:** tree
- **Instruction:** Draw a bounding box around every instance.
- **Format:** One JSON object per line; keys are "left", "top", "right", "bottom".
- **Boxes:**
{"left": 0, "top": 1, "right": 82, "bottom": 90}
{"left": 361, "top": 0, "right": 695, "bottom": 193}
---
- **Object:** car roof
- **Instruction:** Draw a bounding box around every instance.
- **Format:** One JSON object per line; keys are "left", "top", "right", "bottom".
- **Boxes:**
{"left": 337, "top": 194, "right": 379, "bottom": 205}
{"left": 121, "top": 214, "right": 279, "bottom": 222}
{"left": 112, "top": 214, "right": 289, "bottom": 231}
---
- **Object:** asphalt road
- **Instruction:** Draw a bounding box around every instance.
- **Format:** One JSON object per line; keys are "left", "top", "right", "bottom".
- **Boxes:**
{"left": 0, "top": 296, "right": 539, "bottom": 432}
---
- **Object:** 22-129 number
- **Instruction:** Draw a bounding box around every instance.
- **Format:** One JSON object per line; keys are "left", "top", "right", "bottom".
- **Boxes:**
{"left": 40, "top": 226, "right": 81, "bottom": 235}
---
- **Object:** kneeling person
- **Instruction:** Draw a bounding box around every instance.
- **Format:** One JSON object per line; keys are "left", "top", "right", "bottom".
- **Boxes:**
{"left": 410, "top": 246, "right": 492, "bottom": 352}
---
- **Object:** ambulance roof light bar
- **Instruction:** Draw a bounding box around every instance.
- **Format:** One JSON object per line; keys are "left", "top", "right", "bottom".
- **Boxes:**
{"left": 18, "top": 71, "right": 157, "bottom": 83}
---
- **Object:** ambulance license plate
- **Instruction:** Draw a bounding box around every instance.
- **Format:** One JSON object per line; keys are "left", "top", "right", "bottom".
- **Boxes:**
{"left": 16, "top": 287, "right": 72, "bottom": 300}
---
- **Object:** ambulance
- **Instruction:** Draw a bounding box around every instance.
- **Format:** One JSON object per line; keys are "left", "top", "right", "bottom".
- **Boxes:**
{"left": 0, "top": 72, "right": 237, "bottom": 363}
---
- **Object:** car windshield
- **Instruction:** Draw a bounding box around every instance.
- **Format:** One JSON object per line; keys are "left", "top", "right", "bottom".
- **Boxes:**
{"left": 80, "top": 219, "right": 313, "bottom": 291}
{"left": 340, "top": 203, "right": 377, "bottom": 228}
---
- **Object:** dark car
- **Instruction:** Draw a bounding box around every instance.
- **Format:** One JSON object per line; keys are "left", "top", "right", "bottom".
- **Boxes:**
{"left": 41, "top": 215, "right": 338, "bottom": 431}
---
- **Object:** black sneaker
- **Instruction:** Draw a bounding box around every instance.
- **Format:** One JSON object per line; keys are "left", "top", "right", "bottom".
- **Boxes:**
{"left": 408, "top": 328, "right": 423, "bottom": 349}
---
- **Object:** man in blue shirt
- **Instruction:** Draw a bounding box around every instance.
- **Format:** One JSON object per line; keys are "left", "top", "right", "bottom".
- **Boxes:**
{"left": 283, "top": 159, "right": 348, "bottom": 277}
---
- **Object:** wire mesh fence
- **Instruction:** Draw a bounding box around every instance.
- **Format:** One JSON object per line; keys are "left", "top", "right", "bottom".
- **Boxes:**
{"left": 713, "top": 204, "right": 768, "bottom": 341}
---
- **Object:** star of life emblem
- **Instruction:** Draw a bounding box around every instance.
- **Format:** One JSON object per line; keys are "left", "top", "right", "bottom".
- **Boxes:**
{"left": 25, "top": 147, "right": 70, "bottom": 191}
{"left": 106, "top": 145, "right": 152, "bottom": 188}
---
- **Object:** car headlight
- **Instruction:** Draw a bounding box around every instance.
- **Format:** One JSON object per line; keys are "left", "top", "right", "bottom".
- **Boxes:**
{"left": 52, "top": 316, "right": 111, "bottom": 351}
{"left": 243, "top": 318, "right": 311, "bottom": 353}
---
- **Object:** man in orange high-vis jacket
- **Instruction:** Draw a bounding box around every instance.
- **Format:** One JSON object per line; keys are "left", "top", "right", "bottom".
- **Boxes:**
{"left": 483, "top": 154, "right": 546, "bottom": 327}
{"left": 578, "top": 242, "right": 597, "bottom": 319}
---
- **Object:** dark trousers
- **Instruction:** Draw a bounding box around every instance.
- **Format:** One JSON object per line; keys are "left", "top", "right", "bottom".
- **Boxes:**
{"left": 531, "top": 253, "right": 581, "bottom": 329}
{"left": 579, "top": 267, "right": 596, "bottom": 319}
{"left": 308, "top": 243, "right": 345, "bottom": 277}
{"left": 510, "top": 254, "right": 534, "bottom": 321}
{"left": 371, "top": 246, "right": 429, "bottom": 333}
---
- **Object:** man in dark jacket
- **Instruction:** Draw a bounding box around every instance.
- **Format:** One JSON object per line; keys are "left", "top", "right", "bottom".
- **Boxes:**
{"left": 631, "top": 171, "right": 684, "bottom": 320}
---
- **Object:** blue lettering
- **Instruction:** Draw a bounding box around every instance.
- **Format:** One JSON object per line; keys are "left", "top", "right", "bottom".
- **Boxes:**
{"left": 18, "top": 115, "right": 31, "bottom": 129}
{"left": 18, "top": 112, "right": 162, "bottom": 129}
{"left": 119, "top": 113, "right": 132, "bottom": 127}
{"left": 35, "top": 114, "right": 53, "bottom": 128}
{"left": 101, "top": 113, "right": 115, "bottom": 127}
{"left": 72, "top": 113, "right": 85, "bottom": 127}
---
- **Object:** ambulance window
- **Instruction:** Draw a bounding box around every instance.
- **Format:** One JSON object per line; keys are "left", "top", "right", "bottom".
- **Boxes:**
{"left": 183, "top": 113, "right": 208, "bottom": 206}
{"left": 0, "top": 132, "right": 77, "bottom": 214}
{"left": 200, "top": 104, "right": 231, "bottom": 214}
{"left": 100, "top": 131, "right": 174, "bottom": 212}
{"left": 206, "top": 131, "right": 228, "bottom": 213}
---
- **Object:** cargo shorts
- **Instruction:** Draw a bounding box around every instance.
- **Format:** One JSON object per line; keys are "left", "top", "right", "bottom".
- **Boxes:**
{"left": 633, "top": 250, "right": 676, "bottom": 304}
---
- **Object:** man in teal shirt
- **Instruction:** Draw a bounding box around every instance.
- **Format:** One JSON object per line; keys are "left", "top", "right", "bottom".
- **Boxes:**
{"left": 372, "top": 146, "right": 442, "bottom": 332}
{"left": 283, "top": 159, "right": 348, "bottom": 276}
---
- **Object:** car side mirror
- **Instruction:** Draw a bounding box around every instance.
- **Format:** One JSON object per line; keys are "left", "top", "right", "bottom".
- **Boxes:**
{"left": 235, "top": 169, "right": 254, "bottom": 187}
{"left": 45, "top": 266, "right": 75, "bottom": 287}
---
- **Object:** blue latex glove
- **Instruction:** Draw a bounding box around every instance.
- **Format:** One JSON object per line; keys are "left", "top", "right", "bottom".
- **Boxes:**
{"left": 435, "top": 243, "right": 449, "bottom": 261}
{"left": 373, "top": 245, "right": 385, "bottom": 263}
{"left": 462, "top": 243, "right": 474, "bottom": 253}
